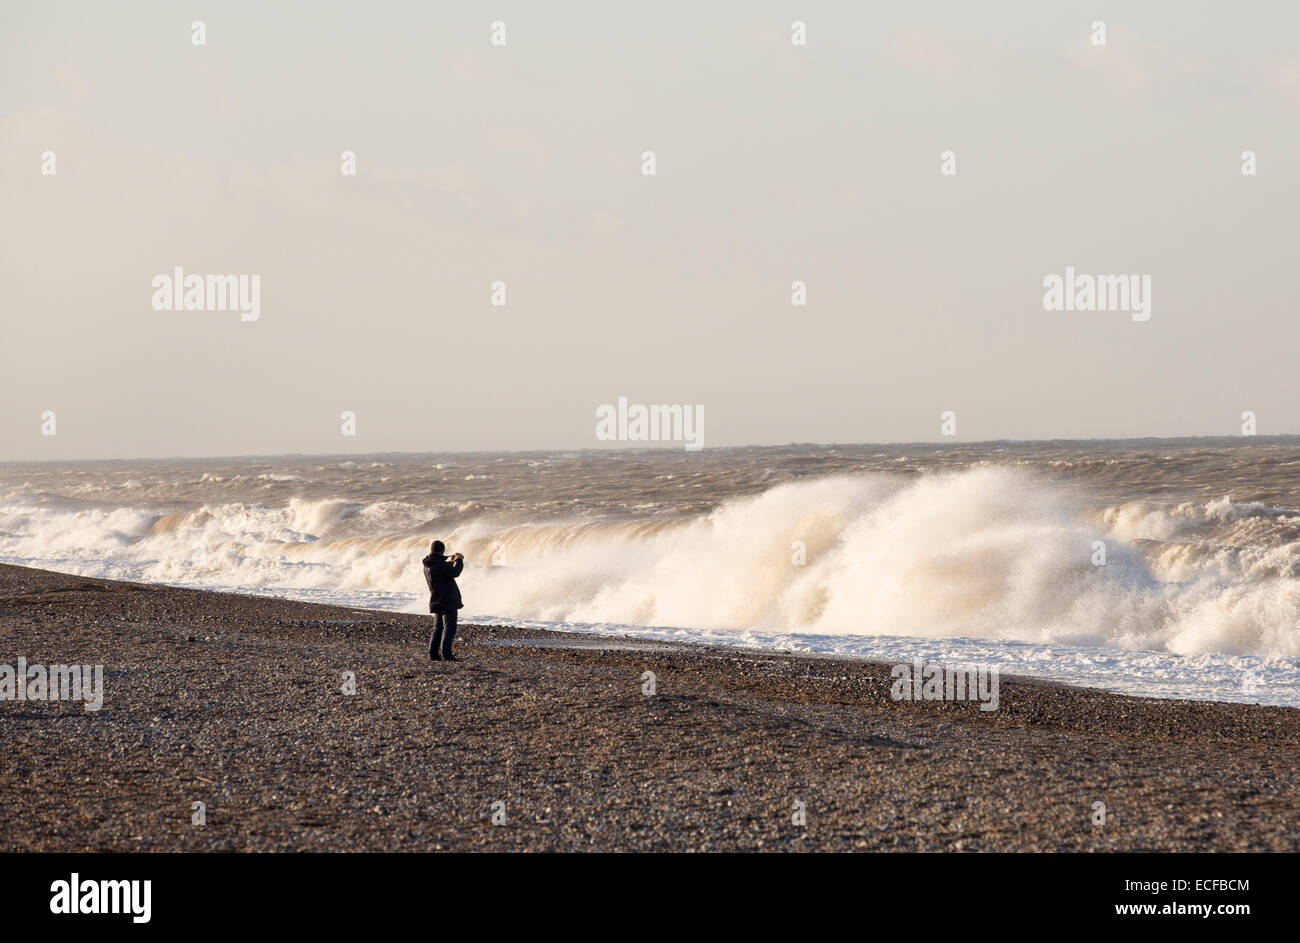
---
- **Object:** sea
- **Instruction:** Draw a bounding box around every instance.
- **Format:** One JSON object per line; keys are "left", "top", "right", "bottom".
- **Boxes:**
{"left": 3, "top": 438, "right": 1299, "bottom": 706}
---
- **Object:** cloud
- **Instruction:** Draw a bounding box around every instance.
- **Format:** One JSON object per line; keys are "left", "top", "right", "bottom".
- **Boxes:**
{"left": 885, "top": 27, "right": 1033, "bottom": 88}
{"left": 587, "top": 210, "right": 625, "bottom": 235}
{"left": 487, "top": 129, "right": 549, "bottom": 166}
{"left": 887, "top": 27, "right": 954, "bottom": 75}
{"left": 749, "top": 19, "right": 785, "bottom": 45}
{"left": 1261, "top": 54, "right": 1300, "bottom": 106}
{"left": 886, "top": 25, "right": 1257, "bottom": 105}
{"left": 431, "top": 164, "right": 480, "bottom": 205}
{"left": 449, "top": 50, "right": 481, "bottom": 81}
{"left": 1065, "top": 29, "right": 1205, "bottom": 94}
{"left": 55, "top": 67, "right": 91, "bottom": 103}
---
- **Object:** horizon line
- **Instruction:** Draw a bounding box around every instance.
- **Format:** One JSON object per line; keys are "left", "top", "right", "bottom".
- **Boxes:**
{"left": 4, "top": 432, "right": 1298, "bottom": 466}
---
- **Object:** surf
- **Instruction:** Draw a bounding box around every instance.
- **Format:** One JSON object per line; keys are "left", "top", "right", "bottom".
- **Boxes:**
{"left": 2, "top": 466, "right": 1298, "bottom": 662}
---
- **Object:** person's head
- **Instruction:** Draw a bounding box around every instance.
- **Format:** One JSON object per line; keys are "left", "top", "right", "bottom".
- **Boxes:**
{"left": 430, "top": 539, "right": 445, "bottom": 556}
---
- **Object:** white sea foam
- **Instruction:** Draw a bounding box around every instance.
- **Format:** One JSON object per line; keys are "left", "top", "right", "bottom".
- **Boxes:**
{"left": 2, "top": 460, "right": 1298, "bottom": 705}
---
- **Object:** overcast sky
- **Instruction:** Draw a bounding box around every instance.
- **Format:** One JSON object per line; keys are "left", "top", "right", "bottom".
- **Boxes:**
{"left": 3, "top": 1, "right": 1299, "bottom": 460}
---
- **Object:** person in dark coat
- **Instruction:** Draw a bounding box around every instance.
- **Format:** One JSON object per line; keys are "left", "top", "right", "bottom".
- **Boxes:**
{"left": 422, "top": 539, "right": 464, "bottom": 661}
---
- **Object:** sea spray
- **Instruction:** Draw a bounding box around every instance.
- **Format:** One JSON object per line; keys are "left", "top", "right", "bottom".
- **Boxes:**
{"left": 4, "top": 444, "right": 1300, "bottom": 702}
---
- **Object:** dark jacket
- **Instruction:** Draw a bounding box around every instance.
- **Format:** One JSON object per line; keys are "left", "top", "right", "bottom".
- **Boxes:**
{"left": 422, "top": 553, "right": 464, "bottom": 613}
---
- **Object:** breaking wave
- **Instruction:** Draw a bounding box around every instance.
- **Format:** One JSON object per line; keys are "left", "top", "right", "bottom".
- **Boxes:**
{"left": 2, "top": 467, "right": 1298, "bottom": 659}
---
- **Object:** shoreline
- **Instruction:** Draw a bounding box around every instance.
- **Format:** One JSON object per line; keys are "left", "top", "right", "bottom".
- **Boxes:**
{"left": 8, "top": 570, "right": 1291, "bottom": 709}
{"left": 2, "top": 562, "right": 1296, "bottom": 851}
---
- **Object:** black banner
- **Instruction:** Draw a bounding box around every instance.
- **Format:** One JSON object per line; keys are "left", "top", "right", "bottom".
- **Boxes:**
{"left": 1, "top": 852, "right": 1280, "bottom": 930}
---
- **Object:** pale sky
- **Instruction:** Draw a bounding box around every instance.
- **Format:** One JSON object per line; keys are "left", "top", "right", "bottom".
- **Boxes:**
{"left": 3, "top": 1, "right": 1299, "bottom": 460}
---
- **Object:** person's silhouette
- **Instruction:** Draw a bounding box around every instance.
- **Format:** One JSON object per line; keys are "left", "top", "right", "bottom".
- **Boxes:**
{"left": 422, "top": 540, "right": 464, "bottom": 661}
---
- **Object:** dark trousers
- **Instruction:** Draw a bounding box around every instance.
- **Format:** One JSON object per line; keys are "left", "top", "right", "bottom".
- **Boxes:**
{"left": 430, "top": 609, "right": 458, "bottom": 658}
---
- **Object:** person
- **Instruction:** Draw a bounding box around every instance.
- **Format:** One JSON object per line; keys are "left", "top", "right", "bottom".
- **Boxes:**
{"left": 422, "top": 540, "right": 464, "bottom": 661}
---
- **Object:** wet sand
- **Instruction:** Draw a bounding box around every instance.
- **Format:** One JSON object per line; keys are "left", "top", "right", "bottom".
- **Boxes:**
{"left": 1, "top": 563, "right": 1296, "bottom": 852}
